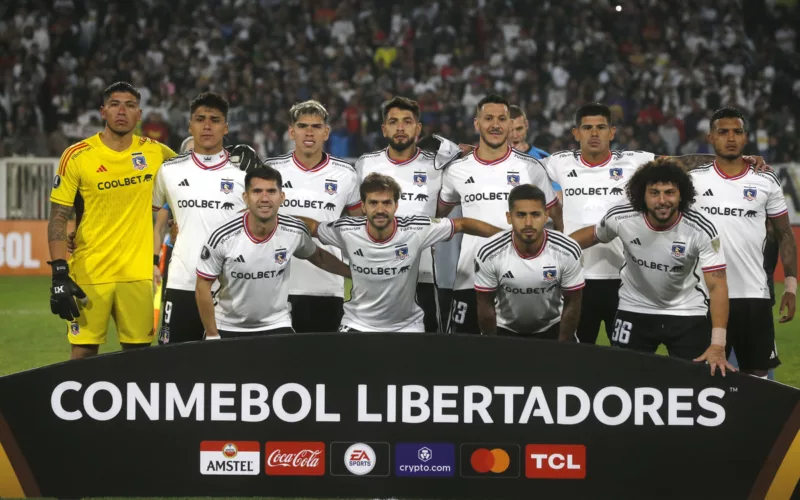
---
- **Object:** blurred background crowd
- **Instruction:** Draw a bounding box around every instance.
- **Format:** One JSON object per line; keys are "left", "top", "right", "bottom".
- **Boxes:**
{"left": 0, "top": 0, "right": 798, "bottom": 161}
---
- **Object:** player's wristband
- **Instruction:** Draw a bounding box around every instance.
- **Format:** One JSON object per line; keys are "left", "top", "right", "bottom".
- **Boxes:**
{"left": 205, "top": 334, "right": 221, "bottom": 340}
{"left": 153, "top": 255, "right": 160, "bottom": 266}
{"left": 785, "top": 277, "right": 797, "bottom": 295}
{"left": 711, "top": 327, "right": 726, "bottom": 347}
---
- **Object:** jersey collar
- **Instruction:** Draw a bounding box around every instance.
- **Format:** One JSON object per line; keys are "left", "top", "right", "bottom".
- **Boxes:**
{"left": 293, "top": 152, "right": 330, "bottom": 172}
{"left": 366, "top": 217, "right": 397, "bottom": 243}
{"left": 385, "top": 147, "right": 421, "bottom": 165}
{"left": 191, "top": 150, "right": 229, "bottom": 170}
{"left": 713, "top": 159, "right": 749, "bottom": 180}
{"left": 243, "top": 212, "right": 278, "bottom": 244}
{"left": 643, "top": 212, "right": 683, "bottom": 232}
{"left": 512, "top": 231, "right": 547, "bottom": 259}
{"left": 474, "top": 146, "right": 512, "bottom": 166}
{"left": 579, "top": 152, "right": 612, "bottom": 168}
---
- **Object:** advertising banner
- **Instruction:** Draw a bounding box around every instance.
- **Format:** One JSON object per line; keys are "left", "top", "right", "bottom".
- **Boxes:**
{"left": 0, "top": 334, "right": 798, "bottom": 499}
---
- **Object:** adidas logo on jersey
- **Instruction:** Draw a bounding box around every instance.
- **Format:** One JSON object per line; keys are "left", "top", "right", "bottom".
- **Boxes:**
{"left": 567, "top": 170, "right": 577, "bottom": 178}
{"left": 96, "top": 165, "right": 107, "bottom": 173}
{"left": 703, "top": 189, "right": 714, "bottom": 196}
{"left": 630, "top": 238, "right": 642, "bottom": 245}
{"left": 353, "top": 249, "right": 364, "bottom": 257}
{"left": 502, "top": 270, "right": 515, "bottom": 279}
{"left": 283, "top": 181, "right": 293, "bottom": 189}
{"left": 465, "top": 176, "right": 475, "bottom": 184}
{"left": 179, "top": 179, "right": 190, "bottom": 187}
{"left": 234, "top": 255, "right": 246, "bottom": 263}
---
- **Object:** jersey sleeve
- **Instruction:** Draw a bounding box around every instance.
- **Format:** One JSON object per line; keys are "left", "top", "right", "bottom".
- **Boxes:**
{"left": 766, "top": 179, "right": 789, "bottom": 218}
{"left": 160, "top": 143, "right": 177, "bottom": 161}
{"left": 699, "top": 232, "right": 726, "bottom": 273}
{"left": 633, "top": 151, "right": 657, "bottom": 164}
{"left": 196, "top": 240, "right": 225, "bottom": 280}
{"left": 473, "top": 250, "right": 498, "bottom": 292}
{"left": 293, "top": 227, "right": 317, "bottom": 259}
{"left": 152, "top": 169, "right": 167, "bottom": 211}
{"left": 438, "top": 167, "right": 460, "bottom": 205}
{"left": 316, "top": 220, "right": 347, "bottom": 249}
{"left": 49, "top": 145, "right": 83, "bottom": 206}
{"left": 344, "top": 171, "right": 362, "bottom": 211}
{"left": 420, "top": 217, "right": 456, "bottom": 248}
{"left": 527, "top": 160, "right": 558, "bottom": 208}
{"left": 560, "top": 250, "right": 585, "bottom": 292}
{"left": 594, "top": 209, "right": 621, "bottom": 243}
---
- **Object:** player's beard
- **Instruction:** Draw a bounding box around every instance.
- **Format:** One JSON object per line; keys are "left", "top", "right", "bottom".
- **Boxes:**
{"left": 386, "top": 135, "right": 416, "bottom": 152}
{"left": 514, "top": 227, "right": 538, "bottom": 246}
{"left": 369, "top": 213, "right": 392, "bottom": 230}
{"left": 480, "top": 129, "right": 508, "bottom": 150}
{"left": 648, "top": 204, "right": 678, "bottom": 225}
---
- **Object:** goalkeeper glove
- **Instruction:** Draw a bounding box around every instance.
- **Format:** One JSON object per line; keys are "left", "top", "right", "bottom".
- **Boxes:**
{"left": 226, "top": 144, "right": 262, "bottom": 173}
{"left": 48, "top": 259, "right": 86, "bottom": 321}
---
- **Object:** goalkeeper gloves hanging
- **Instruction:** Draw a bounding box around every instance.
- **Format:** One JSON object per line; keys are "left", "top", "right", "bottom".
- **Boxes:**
{"left": 48, "top": 259, "right": 86, "bottom": 321}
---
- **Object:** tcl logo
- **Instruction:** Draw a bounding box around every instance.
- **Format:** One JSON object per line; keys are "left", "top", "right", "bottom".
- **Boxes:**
{"left": 264, "top": 441, "right": 325, "bottom": 476}
{"left": 525, "top": 445, "right": 586, "bottom": 479}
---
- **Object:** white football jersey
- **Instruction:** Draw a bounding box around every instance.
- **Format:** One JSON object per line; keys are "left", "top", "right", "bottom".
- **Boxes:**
{"left": 317, "top": 216, "right": 455, "bottom": 332}
{"left": 691, "top": 162, "right": 789, "bottom": 299}
{"left": 266, "top": 152, "right": 361, "bottom": 298}
{"left": 439, "top": 147, "right": 558, "bottom": 290}
{"left": 545, "top": 149, "right": 655, "bottom": 279}
{"left": 152, "top": 150, "right": 246, "bottom": 291}
{"left": 595, "top": 204, "right": 726, "bottom": 316}
{"left": 356, "top": 147, "right": 442, "bottom": 283}
{"left": 196, "top": 213, "right": 317, "bottom": 332}
{"left": 475, "top": 229, "right": 585, "bottom": 334}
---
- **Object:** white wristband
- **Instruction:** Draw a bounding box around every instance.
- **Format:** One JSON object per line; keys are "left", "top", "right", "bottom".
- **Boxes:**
{"left": 784, "top": 277, "right": 797, "bottom": 295}
{"left": 205, "top": 334, "right": 221, "bottom": 341}
{"left": 711, "top": 327, "right": 726, "bottom": 347}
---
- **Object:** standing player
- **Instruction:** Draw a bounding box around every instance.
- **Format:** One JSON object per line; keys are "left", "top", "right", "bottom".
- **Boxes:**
{"left": 570, "top": 158, "right": 734, "bottom": 376}
{"left": 546, "top": 102, "right": 767, "bottom": 346}
{"left": 475, "top": 184, "right": 584, "bottom": 340}
{"left": 265, "top": 100, "right": 362, "bottom": 333}
{"left": 356, "top": 96, "right": 443, "bottom": 332}
{"left": 691, "top": 107, "right": 796, "bottom": 377}
{"left": 48, "top": 82, "right": 177, "bottom": 359}
{"left": 299, "top": 173, "right": 502, "bottom": 332}
{"left": 151, "top": 92, "right": 248, "bottom": 344}
{"left": 196, "top": 167, "right": 351, "bottom": 338}
{"left": 509, "top": 105, "right": 550, "bottom": 160}
{"left": 436, "top": 94, "right": 561, "bottom": 334}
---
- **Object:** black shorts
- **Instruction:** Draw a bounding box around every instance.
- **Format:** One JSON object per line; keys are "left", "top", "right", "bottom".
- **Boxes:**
{"left": 727, "top": 298, "right": 780, "bottom": 371}
{"left": 217, "top": 326, "right": 295, "bottom": 338}
{"left": 288, "top": 295, "right": 343, "bottom": 333}
{"left": 448, "top": 289, "right": 479, "bottom": 334}
{"left": 416, "top": 282, "right": 439, "bottom": 333}
{"left": 159, "top": 288, "right": 205, "bottom": 344}
{"left": 576, "top": 279, "right": 620, "bottom": 344}
{"left": 497, "top": 322, "right": 563, "bottom": 340}
{"left": 612, "top": 310, "right": 711, "bottom": 361}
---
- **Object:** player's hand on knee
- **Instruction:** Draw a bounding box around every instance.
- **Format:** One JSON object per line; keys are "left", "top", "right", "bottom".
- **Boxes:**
{"left": 226, "top": 144, "right": 262, "bottom": 173}
{"left": 66, "top": 230, "right": 77, "bottom": 254}
{"left": 694, "top": 345, "right": 736, "bottom": 377}
{"left": 48, "top": 260, "right": 87, "bottom": 321}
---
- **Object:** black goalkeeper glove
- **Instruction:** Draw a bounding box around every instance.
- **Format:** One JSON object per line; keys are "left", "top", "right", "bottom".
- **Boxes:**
{"left": 48, "top": 259, "right": 86, "bottom": 321}
{"left": 226, "top": 144, "right": 262, "bottom": 173}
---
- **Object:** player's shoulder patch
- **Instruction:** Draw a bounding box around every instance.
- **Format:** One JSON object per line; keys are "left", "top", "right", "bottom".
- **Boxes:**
{"left": 262, "top": 153, "right": 293, "bottom": 167}
{"left": 689, "top": 162, "right": 714, "bottom": 174}
{"left": 397, "top": 215, "right": 431, "bottom": 228}
{"left": 682, "top": 209, "right": 718, "bottom": 240}
{"left": 207, "top": 215, "right": 245, "bottom": 248}
{"left": 547, "top": 230, "right": 582, "bottom": 260}
{"left": 550, "top": 149, "right": 580, "bottom": 159}
{"left": 329, "top": 155, "right": 356, "bottom": 172}
{"left": 511, "top": 149, "right": 546, "bottom": 167}
{"left": 358, "top": 149, "right": 384, "bottom": 161}
{"left": 601, "top": 203, "right": 637, "bottom": 225}
{"left": 476, "top": 230, "right": 512, "bottom": 262}
{"left": 161, "top": 151, "right": 192, "bottom": 167}
{"left": 329, "top": 216, "right": 367, "bottom": 228}
{"left": 278, "top": 214, "right": 311, "bottom": 236}
{"left": 751, "top": 167, "right": 781, "bottom": 186}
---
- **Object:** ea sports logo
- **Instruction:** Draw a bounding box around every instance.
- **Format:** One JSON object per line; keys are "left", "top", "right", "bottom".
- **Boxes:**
{"left": 344, "top": 443, "right": 375, "bottom": 475}
{"left": 222, "top": 443, "right": 238, "bottom": 459}
{"left": 470, "top": 448, "right": 510, "bottom": 473}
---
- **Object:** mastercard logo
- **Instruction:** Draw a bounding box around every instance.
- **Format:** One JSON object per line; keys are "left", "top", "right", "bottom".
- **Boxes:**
{"left": 470, "top": 448, "right": 510, "bottom": 473}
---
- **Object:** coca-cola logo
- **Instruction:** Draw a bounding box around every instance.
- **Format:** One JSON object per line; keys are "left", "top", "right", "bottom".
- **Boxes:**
{"left": 264, "top": 441, "right": 326, "bottom": 476}
{"left": 267, "top": 449, "right": 322, "bottom": 468}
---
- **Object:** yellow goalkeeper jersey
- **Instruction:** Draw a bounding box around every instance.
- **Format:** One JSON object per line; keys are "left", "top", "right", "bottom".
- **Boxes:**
{"left": 50, "top": 133, "right": 176, "bottom": 284}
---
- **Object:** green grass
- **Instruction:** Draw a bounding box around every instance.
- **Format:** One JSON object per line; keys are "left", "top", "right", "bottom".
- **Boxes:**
{"left": 1, "top": 276, "right": 798, "bottom": 385}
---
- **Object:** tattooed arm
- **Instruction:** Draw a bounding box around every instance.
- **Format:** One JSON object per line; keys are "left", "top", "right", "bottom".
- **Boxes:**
{"left": 697, "top": 268, "right": 734, "bottom": 376}
{"left": 559, "top": 289, "right": 582, "bottom": 342}
{"left": 48, "top": 202, "right": 73, "bottom": 261}
{"left": 770, "top": 214, "right": 797, "bottom": 322}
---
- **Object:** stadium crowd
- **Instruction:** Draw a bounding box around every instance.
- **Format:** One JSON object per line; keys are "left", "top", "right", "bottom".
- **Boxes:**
{"left": 0, "top": 0, "right": 799, "bottom": 160}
